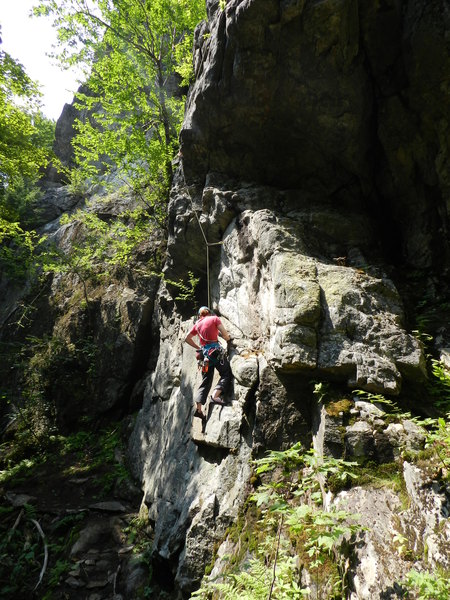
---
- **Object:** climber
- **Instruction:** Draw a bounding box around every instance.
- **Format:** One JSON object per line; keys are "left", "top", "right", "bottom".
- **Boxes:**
{"left": 185, "top": 306, "right": 233, "bottom": 420}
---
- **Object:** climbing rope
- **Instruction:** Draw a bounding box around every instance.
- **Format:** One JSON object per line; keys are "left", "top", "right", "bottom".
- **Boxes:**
{"left": 180, "top": 161, "right": 247, "bottom": 358}
{"left": 180, "top": 162, "right": 223, "bottom": 308}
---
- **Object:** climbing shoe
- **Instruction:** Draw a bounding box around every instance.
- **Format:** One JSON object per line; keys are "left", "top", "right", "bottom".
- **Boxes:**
{"left": 194, "top": 409, "right": 205, "bottom": 420}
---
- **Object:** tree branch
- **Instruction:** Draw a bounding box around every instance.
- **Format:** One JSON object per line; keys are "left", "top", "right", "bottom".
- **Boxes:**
{"left": 31, "top": 519, "right": 48, "bottom": 591}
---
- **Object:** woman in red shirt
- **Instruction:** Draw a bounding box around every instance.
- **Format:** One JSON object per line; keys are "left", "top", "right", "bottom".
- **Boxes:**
{"left": 185, "top": 306, "right": 233, "bottom": 420}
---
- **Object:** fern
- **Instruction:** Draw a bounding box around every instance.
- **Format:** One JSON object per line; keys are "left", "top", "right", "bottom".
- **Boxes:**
{"left": 195, "top": 445, "right": 362, "bottom": 598}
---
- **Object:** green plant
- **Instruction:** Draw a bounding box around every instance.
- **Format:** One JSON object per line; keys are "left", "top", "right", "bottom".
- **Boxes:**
{"left": 422, "top": 415, "right": 450, "bottom": 481}
{"left": 164, "top": 270, "right": 199, "bottom": 303}
{"left": 353, "top": 389, "right": 404, "bottom": 413}
{"left": 0, "top": 49, "right": 55, "bottom": 282}
{"left": 35, "top": 0, "right": 206, "bottom": 215}
{"left": 9, "top": 334, "right": 99, "bottom": 449}
{"left": 428, "top": 360, "right": 450, "bottom": 412}
{"left": 0, "top": 456, "right": 42, "bottom": 485}
{"left": 47, "top": 558, "right": 71, "bottom": 587}
{"left": 402, "top": 569, "right": 450, "bottom": 599}
{"left": 0, "top": 50, "right": 54, "bottom": 205}
{"left": 0, "top": 220, "right": 42, "bottom": 281}
{"left": 392, "top": 531, "right": 415, "bottom": 561}
{"left": 253, "top": 447, "right": 361, "bottom": 587}
{"left": 0, "top": 504, "right": 45, "bottom": 596}
{"left": 194, "top": 445, "right": 362, "bottom": 599}
{"left": 123, "top": 515, "right": 154, "bottom": 556}
{"left": 312, "top": 381, "right": 329, "bottom": 403}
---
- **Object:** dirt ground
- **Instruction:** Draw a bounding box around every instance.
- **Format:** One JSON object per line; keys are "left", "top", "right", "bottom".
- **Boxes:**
{"left": 0, "top": 436, "right": 157, "bottom": 600}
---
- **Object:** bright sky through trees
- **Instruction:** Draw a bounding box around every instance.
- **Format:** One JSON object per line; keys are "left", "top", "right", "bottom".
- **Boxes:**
{"left": 0, "top": 0, "right": 81, "bottom": 120}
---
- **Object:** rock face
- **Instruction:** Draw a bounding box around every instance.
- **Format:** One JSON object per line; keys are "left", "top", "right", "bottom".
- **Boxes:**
{"left": 128, "top": 0, "right": 450, "bottom": 597}
{"left": 181, "top": 0, "right": 450, "bottom": 270}
{"left": 2, "top": 0, "right": 449, "bottom": 598}
{"left": 46, "top": 83, "right": 93, "bottom": 183}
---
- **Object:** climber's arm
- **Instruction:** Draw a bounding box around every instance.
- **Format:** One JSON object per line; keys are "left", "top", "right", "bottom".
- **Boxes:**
{"left": 218, "top": 323, "right": 232, "bottom": 343}
{"left": 185, "top": 332, "right": 200, "bottom": 350}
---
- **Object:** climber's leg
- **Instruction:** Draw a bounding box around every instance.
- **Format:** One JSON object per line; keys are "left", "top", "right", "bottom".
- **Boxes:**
{"left": 211, "top": 357, "right": 232, "bottom": 403}
{"left": 195, "top": 366, "right": 215, "bottom": 415}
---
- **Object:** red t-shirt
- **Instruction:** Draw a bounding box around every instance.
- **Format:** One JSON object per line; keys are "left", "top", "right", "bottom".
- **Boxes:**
{"left": 190, "top": 315, "right": 221, "bottom": 346}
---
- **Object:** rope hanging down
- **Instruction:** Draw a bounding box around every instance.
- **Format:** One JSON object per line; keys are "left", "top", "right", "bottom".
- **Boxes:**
{"left": 181, "top": 164, "right": 223, "bottom": 308}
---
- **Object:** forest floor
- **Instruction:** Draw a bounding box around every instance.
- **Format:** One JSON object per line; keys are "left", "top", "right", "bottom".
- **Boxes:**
{"left": 0, "top": 425, "right": 159, "bottom": 599}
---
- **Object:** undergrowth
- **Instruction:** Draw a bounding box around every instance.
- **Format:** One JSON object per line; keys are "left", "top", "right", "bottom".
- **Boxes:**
{"left": 0, "top": 424, "right": 133, "bottom": 597}
{"left": 0, "top": 425, "right": 128, "bottom": 493}
{"left": 193, "top": 444, "right": 362, "bottom": 599}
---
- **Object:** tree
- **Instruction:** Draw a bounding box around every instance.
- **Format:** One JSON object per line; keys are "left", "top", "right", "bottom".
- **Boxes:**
{"left": 0, "top": 38, "right": 54, "bottom": 209}
{"left": 34, "top": 0, "right": 206, "bottom": 220}
{"left": 0, "top": 31, "right": 55, "bottom": 279}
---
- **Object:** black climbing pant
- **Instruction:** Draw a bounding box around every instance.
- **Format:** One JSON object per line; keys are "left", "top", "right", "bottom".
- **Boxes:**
{"left": 195, "top": 354, "right": 232, "bottom": 405}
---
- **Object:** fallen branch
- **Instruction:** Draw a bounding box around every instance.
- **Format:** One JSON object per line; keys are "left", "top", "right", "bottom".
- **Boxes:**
{"left": 113, "top": 561, "right": 121, "bottom": 596}
{"left": 7, "top": 508, "right": 24, "bottom": 541}
{"left": 31, "top": 519, "right": 48, "bottom": 590}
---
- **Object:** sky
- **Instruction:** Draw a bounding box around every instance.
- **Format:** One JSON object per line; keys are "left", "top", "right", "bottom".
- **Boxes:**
{"left": 0, "top": 0, "right": 82, "bottom": 121}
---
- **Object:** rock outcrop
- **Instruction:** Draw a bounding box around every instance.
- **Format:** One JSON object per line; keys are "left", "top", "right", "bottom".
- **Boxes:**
{"left": 2, "top": 1, "right": 449, "bottom": 598}
{"left": 181, "top": 0, "right": 450, "bottom": 270}
{"left": 128, "top": 0, "right": 450, "bottom": 597}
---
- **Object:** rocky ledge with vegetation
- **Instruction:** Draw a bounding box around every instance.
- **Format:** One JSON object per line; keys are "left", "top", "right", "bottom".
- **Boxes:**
{"left": 1, "top": 0, "right": 450, "bottom": 599}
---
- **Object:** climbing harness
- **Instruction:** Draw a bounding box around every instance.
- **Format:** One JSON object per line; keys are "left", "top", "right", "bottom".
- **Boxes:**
{"left": 193, "top": 318, "right": 227, "bottom": 372}
{"left": 181, "top": 163, "right": 223, "bottom": 309}
{"left": 196, "top": 342, "right": 226, "bottom": 373}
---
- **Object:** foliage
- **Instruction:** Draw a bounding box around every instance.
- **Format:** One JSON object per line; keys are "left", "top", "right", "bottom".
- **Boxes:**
{"left": 428, "top": 359, "right": 450, "bottom": 413}
{"left": 422, "top": 414, "right": 450, "bottom": 482}
{"left": 2, "top": 334, "right": 99, "bottom": 451}
{"left": 353, "top": 389, "right": 404, "bottom": 413}
{"left": 1, "top": 423, "right": 128, "bottom": 494}
{"left": 0, "top": 424, "right": 132, "bottom": 597}
{"left": 164, "top": 269, "right": 199, "bottom": 302}
{"left": 123, "top": 514, "right": 154, "bottom": 559}
{"left": 34, "top": 0, "right": 206, "bottom": 217}
{"left": 0, "top": 504, "right": 44, "bottom": 597}
{"left": 353, "top": 368, "right": 450, "bottom": 484}
{"left": 312, "top": 381, "right": 329, "bottom": 404}
{"left": 252, "top": 447, "right": 360, "bottom": 571}
{"left": 402, "top": 569, "right": 450, "bottom": 600}
{"left": 353, "top": 386, "right": 450, "bottom": 482}
{"left": 193, "top": 539, "right": 306, "bottom": 600}
{"left": 0, "top": 47, "right": 53, "bottom": 200}
{"left": 0, "top": 455, "right": 42, "bottom": 485}
{"left": 0, "top": 43, "right": 55, "bottom": 280}
{"left": 0, "top": 219, "right": 43, "bottom": 280}
{"left": 41, "top": 204, "right": 159, "bottom": 300}
{"left": 194, "top": 445, "right": 362, "bottom": 599}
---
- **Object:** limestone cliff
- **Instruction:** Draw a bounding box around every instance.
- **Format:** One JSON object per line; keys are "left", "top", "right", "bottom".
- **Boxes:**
{"left": 129, "top": 0, "right": 450, "bottom": 597}
{"left": 1, "top": 1, "right": 449, "bottom": 599}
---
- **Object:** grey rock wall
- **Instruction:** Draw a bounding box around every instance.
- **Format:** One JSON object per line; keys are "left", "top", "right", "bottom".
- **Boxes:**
{"left": 8, "top": 1, "right": 449, "bottom": 596}
{"left": 128, "top": 0, "right": 450, "bottom": 596}
{"left": 181, "top": 0, "right": 450, "bottom": 270}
